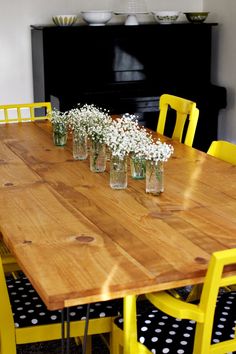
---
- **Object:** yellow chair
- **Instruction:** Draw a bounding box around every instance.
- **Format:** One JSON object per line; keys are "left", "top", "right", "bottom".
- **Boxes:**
{"left": 0, "top": 102, "right": 52, "bottom": 273}
{"left": 0, "top": 233, "right": 20, "bottom": 273}
{"left": 208, "top": 140, "right": 236, "bottom": 295}
{"left": 112, "top": 248, "right": 236, "bottom": 354}
{"left": 0, "top": 256, "right": 122, "bottom": 354}
{"left": 156, "top": 93, "right": 201, "bottom": 303}
{"left": 207, "top": 140, "right": 236, "bottom": 165}
{"left": 157, "top": 94, "right": 199, "bottom": 147}
{"left": 0, "top": 102, "right": 51, "bottom": 123}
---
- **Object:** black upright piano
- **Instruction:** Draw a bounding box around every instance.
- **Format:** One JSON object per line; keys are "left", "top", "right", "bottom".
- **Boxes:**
{"left": 31, "top": 23, "right": 227, "bottom": 152}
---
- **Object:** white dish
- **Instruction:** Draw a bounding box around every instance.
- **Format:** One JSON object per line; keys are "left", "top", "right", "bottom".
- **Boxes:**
{"left": 81, "top": 11, "right": 113, "bottom": 26}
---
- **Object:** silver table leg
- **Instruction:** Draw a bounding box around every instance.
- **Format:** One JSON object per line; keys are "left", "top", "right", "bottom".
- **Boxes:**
{"left": 61, "top": 308, "right": 71, "bottom": 354}
{"left": 62, "top": 304, "right": 90, "bottom": 354}
{"left": 61, "top": 309, "right": 65, "bottom": 354}
{"left": 82, "top": 303, "right": 90, "bottom": 354}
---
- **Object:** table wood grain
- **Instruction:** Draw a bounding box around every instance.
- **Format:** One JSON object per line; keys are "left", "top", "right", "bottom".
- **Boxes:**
{"left": 0, "top": 121, "right": 236, "bottom": 310}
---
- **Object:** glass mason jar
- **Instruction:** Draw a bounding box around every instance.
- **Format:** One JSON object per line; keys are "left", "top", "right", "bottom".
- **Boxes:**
{"left": 73, "top": 132, "right": 88, "bottom": 160}
{"left": 52, "top": 123, "right": 67, "bottom": 146}
{"left": 145, "top": 160, "right": 164, "bottom": 195}
{"left": 130, "top": 155, "right": 146, "bottom": 180}
{"left": 110, "top": 156, "right": 128, "bottom": 189}
{"left": 90, "top": 140, "right": 107, "bottom": 172}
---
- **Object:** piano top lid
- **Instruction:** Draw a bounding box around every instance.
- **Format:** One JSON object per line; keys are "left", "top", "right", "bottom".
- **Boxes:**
{"left": 30, "top": 22, "right": 218, "bottom": 30}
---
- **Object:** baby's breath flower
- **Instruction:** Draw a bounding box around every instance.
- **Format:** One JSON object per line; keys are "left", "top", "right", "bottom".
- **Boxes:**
{"left": 49, "top": 109, "right": 69, "bottom": 128}
{"left": 105, "top": 113, "right": 156, "bottom": 160}
{"left": 68, "top": 104, "right": 111, "bottom": 142}
{"left": 86, "top": 109, "right": 112, "bottom": 144}
{"left": 142, "top": 139, "right": 174, "bottom": 164}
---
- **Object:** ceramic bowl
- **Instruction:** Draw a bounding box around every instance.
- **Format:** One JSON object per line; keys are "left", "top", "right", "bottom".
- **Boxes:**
{"left": 52, "top": 15, "right": 77, "bottom": 26}
{"left": 81, "top": 11, "right": 113, "bottom": 26}
{"left": 152, "top": 11, "right": 180, "bottom": 24}
{"left": 184, "top": 12, "right": 209, "bottom": 23}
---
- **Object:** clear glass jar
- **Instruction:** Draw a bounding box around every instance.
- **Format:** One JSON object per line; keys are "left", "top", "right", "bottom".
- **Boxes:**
{"left": 73, "top": 132, "right": 88, "bottom": 160}
{"left": 145, "top": 160, "right": 164, "bottom": 195}
{"left": 130, "top": 155, "right": 146, "bottom": 180}
{"left": 90, "top": 141, "right": 106, "bottom": 172}
{"left": 52, "top": 123, "right": 67, "bottom": 146}
{"left": 110, "top": 156, "right": 128, "bottom": 189}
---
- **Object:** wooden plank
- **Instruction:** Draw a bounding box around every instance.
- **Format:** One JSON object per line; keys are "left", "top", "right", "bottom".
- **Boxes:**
{"left": 0, "top": 140, "right": 41, "bottom": 187}
{"left": 0, "top": 122, "right": 73, "bottom": 165}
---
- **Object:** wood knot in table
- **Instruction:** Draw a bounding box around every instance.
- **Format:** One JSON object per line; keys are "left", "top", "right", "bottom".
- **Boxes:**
{"left": 23, "top": 240, "right": 32, "bottom": 244}
{"left": 195, "top": 257, "right": 207, "bottom": 264}
{"left": 75, "top": 235, "right": 94, "bottom": 243}
{"left": 4, "top": 182, "right": 14, "bottom": 187}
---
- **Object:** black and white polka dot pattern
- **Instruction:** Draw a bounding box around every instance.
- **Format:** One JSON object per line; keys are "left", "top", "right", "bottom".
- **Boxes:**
{"left": 6, "top": 274, "right": 122, "bottom": 328}
{"left": 115, "top": 292, "right": 236, "bottom": 353}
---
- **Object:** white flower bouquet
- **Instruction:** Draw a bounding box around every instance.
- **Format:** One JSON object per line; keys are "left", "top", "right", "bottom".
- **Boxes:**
{"left": 68, "top": 104, "right": 94, "bottom": 138}
{"left": 143, "top": 139, "right": 174, "bottom": 164}
{"left": 143, "top": 138, "right": 174, "bottom": 194}
{"left": 105, "top": 113, "right": 152, "bottom": 159}
{"left": 49, "top": 108, "right": 69, "bottom": 130}
{"left": 86, "top": 108, "right": 112, "bottom": 144}
{"left": 49, "top": 108, "right": 69, "bottom": 146}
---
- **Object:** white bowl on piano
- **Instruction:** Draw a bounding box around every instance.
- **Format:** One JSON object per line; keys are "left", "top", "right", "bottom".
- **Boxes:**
{"left": 152, "top": 11, "right": 180, "bottom": 24}
{"left": 81, "top": 11, "right": 113, "bottom": 26}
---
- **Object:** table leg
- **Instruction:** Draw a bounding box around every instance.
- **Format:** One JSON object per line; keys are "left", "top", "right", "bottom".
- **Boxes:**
{"left": 66, "top": 307, "right": 70, "bottom": 354}
{"left": 82, "top": 303, "right": 90, "bottom": 354}
{"left": 61, "top": 309, "right": 65, "bottom": 354}
{"left": 62, "top": 304, "right": 90, "bottom": 354}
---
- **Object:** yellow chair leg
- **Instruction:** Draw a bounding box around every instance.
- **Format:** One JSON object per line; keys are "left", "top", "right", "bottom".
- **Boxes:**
{"left": 74, "top": 336, "right": 82, "bottom": 346}
{"left": 186, "top": 284, "right": 203, "bottom": 302}
{"left": 111, "top": 322, "right": 123, "bottom": 354}
{"left": 79, "top": 335, "right": 92, "bottom": 354}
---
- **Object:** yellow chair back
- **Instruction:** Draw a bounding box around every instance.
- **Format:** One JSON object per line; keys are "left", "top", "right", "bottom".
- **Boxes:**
{"left": 157, "top": 94, "right": 199, "bottom": 147}
{"left": 0, "top": 102, "right": 52, "bottom": 123}
{"left": 207, "top": 140, "right": 236, "bottom": 165}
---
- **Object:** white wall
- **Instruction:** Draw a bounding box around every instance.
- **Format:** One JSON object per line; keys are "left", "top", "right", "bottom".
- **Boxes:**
{"left": 4, "top": 0, "right": 236, "bottom": 143}
{"left": 203, "top": 0, "right": 236, "bottom": 142}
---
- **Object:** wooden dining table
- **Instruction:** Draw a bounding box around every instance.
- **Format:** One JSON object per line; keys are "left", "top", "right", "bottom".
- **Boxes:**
{"left": 0, "top": 120, "right": 236, "bottom": 349}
